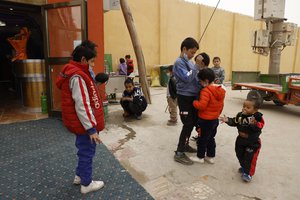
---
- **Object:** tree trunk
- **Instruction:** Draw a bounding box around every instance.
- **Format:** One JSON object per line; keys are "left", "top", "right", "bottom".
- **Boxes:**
{"left": 120, "top": 0, "right": 151, "bottom": 104}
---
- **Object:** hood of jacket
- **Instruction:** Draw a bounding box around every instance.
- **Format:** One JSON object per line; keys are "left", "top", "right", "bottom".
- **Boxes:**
{"left": 206, "top": 84, "right": 226, "bottom": 101}
{"left": 56, "top": 60, "right": 89, "bottom": 90}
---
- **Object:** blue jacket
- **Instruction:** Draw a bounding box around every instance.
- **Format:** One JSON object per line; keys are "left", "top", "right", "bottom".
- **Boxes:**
{"left": 173, "top": 57, "right": 201, "bottom": 96}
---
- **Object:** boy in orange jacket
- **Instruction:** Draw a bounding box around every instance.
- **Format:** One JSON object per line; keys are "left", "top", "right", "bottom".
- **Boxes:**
{"left": 190, "top": 68, "right": 226, "bottom": 164}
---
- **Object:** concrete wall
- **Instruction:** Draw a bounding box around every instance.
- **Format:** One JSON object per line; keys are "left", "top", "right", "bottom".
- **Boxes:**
{"left": 104, "top": 0, "right": 300, "bottom": 80}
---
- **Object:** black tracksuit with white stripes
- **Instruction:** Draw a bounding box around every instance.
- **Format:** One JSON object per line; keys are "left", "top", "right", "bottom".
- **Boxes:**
{"left": 226, "top": 112, "right": 264, "bottom": 176}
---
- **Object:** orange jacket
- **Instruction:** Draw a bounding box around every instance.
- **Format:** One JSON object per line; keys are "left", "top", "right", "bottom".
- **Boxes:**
{"left": 7, "top": 27, "right": 30, "bottom": 61}
{"left": 193, "top": 84, "right": 226, "bottom": 120}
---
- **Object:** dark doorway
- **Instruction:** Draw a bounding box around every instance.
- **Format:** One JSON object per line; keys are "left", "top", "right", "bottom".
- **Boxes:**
{"left": 0, "top": 1, "right": 46, "bottom": 124}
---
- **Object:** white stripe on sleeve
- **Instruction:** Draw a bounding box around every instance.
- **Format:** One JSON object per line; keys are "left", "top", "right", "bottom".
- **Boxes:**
{"left": 69, "top": 75, "right": 96, "bottom": 130}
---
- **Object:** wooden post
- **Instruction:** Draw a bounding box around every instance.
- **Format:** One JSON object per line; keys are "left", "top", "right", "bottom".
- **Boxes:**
{"left": 120, "top": 0, "right": 151, "bottom": 103}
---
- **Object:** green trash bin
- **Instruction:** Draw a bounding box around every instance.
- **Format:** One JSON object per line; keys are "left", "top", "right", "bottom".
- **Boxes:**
{"left": 160, "top": 65, "right": 171, "bottom": 87}
{"left": 103, "top": 101, "right": 109, "bottom": 120}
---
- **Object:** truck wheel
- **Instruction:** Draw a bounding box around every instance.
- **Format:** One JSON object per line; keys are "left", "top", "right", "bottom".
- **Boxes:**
{"left": 273, "top": 100, "right": 285, "bottom": 106}
{"left": 247, "top": 90, "right": 263, "bottom": 106}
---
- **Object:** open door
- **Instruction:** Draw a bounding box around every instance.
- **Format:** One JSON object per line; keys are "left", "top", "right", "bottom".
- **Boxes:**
{"left": 42, "top": 0, "right": 87, "bottom": 117}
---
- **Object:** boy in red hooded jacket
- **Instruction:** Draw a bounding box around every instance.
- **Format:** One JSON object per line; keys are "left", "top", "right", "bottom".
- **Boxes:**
{"left": 190, "top": 68, "right": 226, "bottom": 164}
{"left": 56, "top": 40, "right": 105, "bottom": 194}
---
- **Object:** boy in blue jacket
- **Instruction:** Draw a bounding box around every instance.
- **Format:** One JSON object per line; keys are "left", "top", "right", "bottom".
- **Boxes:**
{"left": 173, "top": 37, "right": 200, "bottom": 165}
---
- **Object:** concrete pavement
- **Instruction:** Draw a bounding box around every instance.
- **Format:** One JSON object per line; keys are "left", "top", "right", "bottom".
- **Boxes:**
{"left": 101, "top": 86, "right": 300, "bottom": 200}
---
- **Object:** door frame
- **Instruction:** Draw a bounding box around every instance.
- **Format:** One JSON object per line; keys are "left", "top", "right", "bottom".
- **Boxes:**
{"left": 42, "top": 0, "right": 87, "bottom": 117}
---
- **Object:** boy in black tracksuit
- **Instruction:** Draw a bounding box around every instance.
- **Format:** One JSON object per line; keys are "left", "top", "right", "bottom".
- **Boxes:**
{"left": 220, "top": 98, "right": 265, "bottom": 182}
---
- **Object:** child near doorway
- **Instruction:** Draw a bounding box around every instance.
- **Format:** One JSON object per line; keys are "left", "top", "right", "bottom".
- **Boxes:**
{"left": 56, "top": 40, "right": 105, "bottom": 194}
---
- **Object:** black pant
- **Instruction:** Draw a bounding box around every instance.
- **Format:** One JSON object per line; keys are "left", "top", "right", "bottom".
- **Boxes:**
{"left": 121, "top": 100, "right": 142, "bottom": 116}
{"left": 176, "top": 94, "right": 198, "bottom": 152}
{"left": 235, "top": 137, "right": 261, "bottom": 176}
{"left": 196, "top": 118, "right": 219, "bottom": 158}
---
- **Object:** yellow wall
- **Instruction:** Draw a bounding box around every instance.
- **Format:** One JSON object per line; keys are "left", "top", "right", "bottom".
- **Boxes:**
{"left": 104, "top": 0, "right": 300, "bottom": 80}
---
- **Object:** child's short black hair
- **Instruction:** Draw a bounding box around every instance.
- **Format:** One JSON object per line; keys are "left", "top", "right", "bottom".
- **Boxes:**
{"left": 247, "top": 94, "right": 262, "bottom": 109}
{"left": 120, "top": 58, "right": 125, "bottom": 63}
{"left": 180, "top": 37, "right": 199, "bottom": 51}
{"left": 95, "top": 73, "right": 109, "bottom": 84}
{"left": 81, "top": 40, "right": 97, "bottom": 51}
{"left": 72, "top": 40, "right": 97, "bottom": 62}
{"left": 213, "top": 56, "right": 221, "bottom": 61}
{"left": 168, "top": 65, "right": 173, "bottom": 72}
{"left": 125, "top": 55, "right": 131, "bottom": 59}
{"left": 249, "top": 99, "right": 261, "bottom": 109}
{"left": 124, "top": 77, "right": 134, "bottom": 85}
{"left": 197, "top": 68, "right": 215, "bottom": 83}
{"left": 194, "top": 52, "right": 210, "bottom": 66}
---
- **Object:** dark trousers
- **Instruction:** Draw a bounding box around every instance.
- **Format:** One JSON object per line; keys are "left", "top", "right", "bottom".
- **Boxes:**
{"left": 235, "top": 137, "right": 261, "bottom": 176}
{"left": 75, "top": 134, "right": 96, "bottom": 186}
{"left": 121, "top": 100, "right": 142, "bottom": 116}
{"left": 176, "top": 94, "right": 197, "bottom": 152}
{"left": 196, "top": 118, "right": 219, "bottom": 158}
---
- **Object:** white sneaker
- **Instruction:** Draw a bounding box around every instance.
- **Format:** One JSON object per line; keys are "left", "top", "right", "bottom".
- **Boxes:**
{"left": 81, "top": 180, "right": 104, "bottom": 194}
{"left": 73, "top": 175, "right": 81, "bottom": 185}
{"left": 189, "top": 156, "right": 204, "bottom": 163}
{"left": 204, "top": 156, "right": 215, "bottom": 164}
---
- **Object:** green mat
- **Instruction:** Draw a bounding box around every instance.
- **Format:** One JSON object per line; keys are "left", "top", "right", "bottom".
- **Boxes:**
{"left": 0, "top": 118, "right": 153, "bottom": 200}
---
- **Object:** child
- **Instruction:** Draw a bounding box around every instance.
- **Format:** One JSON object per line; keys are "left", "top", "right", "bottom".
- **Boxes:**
{"left": 219, "top": 98, "right": 264, "bottom": 182}
{"left": 189, "top": 68, "right": 226, "bottom": 164}
{"left": 56, "top": 40, "right": 105, "bottom": 194}
{"left": 118, "top": 58, "right": 127, "bottom": 75}
{"left": 120, "top": 78, "right": 147, "bottom": 120}
{"left": 125, "top": 54, "right": 134, "bottom": 76}
{"left": 173, "top": 37, "right": 200, "bottom": 165}
{"left": 211, "top": 57, "right": 225, "bottom": 84}
{"left": 194, "top": 52, "right": 210, "bottom": 70}
{"left": 191, "top": 52, "right": 210, "bottom": 141}
{"left": 95, "top": 72, "right": 109, "bottom": 84}
{"left": 166, "top": 65, "right": 177, "bottom": 126}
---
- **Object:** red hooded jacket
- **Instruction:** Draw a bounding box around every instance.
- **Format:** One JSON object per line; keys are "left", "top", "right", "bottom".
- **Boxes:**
{"left": 56, "top": 61, "right": 104, "bottom": 135}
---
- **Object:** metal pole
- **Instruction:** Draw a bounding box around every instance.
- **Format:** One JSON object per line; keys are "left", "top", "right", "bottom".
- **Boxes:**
{"left": 268, "top": 20, "right": 284, "bottom": 74}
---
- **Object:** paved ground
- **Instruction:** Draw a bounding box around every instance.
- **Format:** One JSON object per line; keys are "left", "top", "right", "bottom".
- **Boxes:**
{"left": 101, "top": 86, "right": 300, "bottom": 200}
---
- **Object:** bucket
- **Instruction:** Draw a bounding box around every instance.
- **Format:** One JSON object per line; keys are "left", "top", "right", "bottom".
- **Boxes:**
{"left": 14, "top": 59, "right": 46, "bottom": 112}
{"left": 103, "top": 101, "right": 109, "bottom": 120}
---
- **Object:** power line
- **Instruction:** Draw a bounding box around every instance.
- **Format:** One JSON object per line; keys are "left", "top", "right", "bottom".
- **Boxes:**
{"left": 198, "top": 0, "right": 221, "bottom": 44}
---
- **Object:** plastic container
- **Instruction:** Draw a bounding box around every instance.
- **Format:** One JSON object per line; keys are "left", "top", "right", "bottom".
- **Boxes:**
{"left": 103, "top": 101, "right": 109, "bottom": 120}
{"left": 160, "top": 65, "right": 171, "bottom": 87}
{"left": 41, "top": 92, "right": 48, "bottom": 114}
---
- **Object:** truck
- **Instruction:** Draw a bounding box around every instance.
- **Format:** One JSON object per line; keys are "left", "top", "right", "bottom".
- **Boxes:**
{"left": 232, "top": 71, "right": 300, "bottom": 106}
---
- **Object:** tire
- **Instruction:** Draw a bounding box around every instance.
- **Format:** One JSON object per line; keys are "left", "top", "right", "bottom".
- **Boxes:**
{"left": 247, "top": 90, "right": 263, "bottom": 106}
{"left": 273, "top": 100, "right": 285, "bottom": 106}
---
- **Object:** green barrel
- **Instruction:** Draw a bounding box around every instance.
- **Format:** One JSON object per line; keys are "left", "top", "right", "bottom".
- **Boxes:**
{"left": 160, "top": 65, "right": 171, "bottom": 87}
